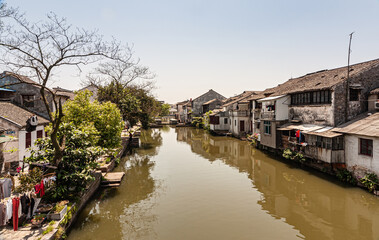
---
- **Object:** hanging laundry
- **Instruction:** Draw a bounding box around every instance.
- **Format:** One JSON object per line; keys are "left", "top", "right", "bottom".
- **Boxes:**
{"left": 12, "top": 197, "right": 20, "bottom": 231}
{"left": 34, "top": 180, "right": 45, "bottom": 198}
{"left": 295, "top": 130, "right": 300, "bottom": 138}
{"left": 0, "top": 178, "right": 13, "bottom": 199}
{"left": 0, "top": 202, "right": 6, "bottom": 226}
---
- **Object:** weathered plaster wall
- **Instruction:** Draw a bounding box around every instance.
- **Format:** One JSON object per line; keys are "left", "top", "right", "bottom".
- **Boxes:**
{"left": 192, "top": 90, "right": 225, "bottom": 116}
{"left": 333, "top": 65, "right": 379, "bottom": 125}
{"left": 260, "top": 121, "right": 277, "bottom": 149}
{"left": 345, "top": 135, "right": 379, "bottom": 177}
{"left": 210, "top": 116, "right": 230, "bottom": 131}
{"left": 289, "top": 105, "right": 333, "bottom": 126}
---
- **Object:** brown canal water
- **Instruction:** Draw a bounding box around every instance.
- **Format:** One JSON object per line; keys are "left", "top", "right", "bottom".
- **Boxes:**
{"left": 68, "top": 127, "right": 379, "bottom": 240}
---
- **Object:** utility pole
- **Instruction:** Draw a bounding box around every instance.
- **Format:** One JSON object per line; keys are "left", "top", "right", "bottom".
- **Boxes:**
{"left": 345, "top": 32, "right": 354, "bottom": 122}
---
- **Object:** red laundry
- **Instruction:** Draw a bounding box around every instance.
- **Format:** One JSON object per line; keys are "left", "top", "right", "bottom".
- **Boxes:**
{"left": 12, "top": 197, "right": 19, "bottom": 231}
{"left": 296, "top": 130, "right": 300, "bottom": 138}
{"left": 34, "top": 180, "right": 45, "bottom": 198}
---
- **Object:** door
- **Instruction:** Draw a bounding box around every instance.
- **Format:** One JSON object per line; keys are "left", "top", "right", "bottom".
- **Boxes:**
{"left": 240, "top": 120, "right": 245, "bottom": 132}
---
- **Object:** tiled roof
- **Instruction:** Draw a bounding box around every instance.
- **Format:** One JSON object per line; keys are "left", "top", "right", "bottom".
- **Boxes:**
{"left": 0, "top": 102, "right": 50, "bottom": 128}
{"left": 1, "top": 71, "right": 39, "bottom": 85}
{"left": 193, "top": 89, "right": 226, "bottom": 102}
{"left": 203, "top": 98, "right": 221, "bottom": 105}
{"left": 264, "top": 59, "right": 379, "bottom": 96}
{"left": 222, "top": 91, "right": 260, "bottom": 107}
{"left": 333, "top": 112, "right": 379, "bottom": 138}
{"left": 53, "top": 87, "right": 75, "bottom": 100}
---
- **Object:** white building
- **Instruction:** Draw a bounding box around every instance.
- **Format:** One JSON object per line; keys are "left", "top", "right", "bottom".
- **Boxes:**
{"left": 0, "top": 102, "right": 49, "bottom": 170}
{"left": 334, "top": 112, "right": 379, "bottom": 177}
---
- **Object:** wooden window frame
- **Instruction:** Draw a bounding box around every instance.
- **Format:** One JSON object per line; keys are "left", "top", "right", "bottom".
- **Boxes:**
{"left": 25, "top": 132, "right": 31, "bottom": 148}
{"left": 37, "top": 130, "right": 43, "bottom": 139}
{"left": 359, "top": 138, "right": 373, "bottom": 157}
{"left": 264, "top": 121, "right": 271, "bottom": 135}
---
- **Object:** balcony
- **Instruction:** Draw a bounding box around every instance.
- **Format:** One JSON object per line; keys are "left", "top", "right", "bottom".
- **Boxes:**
{"left": 232, "top": 110, "right": 250, "bottom": 117}
{"left": 260, "top": 111, "right": 276, "bottom": 120}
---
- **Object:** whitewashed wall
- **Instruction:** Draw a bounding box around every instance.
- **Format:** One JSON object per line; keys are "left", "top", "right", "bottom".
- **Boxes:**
{"left": 345, "top": 135, "right": 379, "bottom": 176}
{"left": 19, "top": 125, "right": 45, "bottom": 161}
{"left": 275, "top": 96, "right": 290, "bottom": 121}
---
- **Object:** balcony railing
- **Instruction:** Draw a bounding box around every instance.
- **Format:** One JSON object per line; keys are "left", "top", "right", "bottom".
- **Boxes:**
{"left": 260, "top": 111, "right": 276, "bottom": 120}
{"left": 233, "top": 111, "right": 249, "bottom": 117}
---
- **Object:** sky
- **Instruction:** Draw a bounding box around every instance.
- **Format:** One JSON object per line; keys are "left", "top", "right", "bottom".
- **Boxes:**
{"left": 5, "top": 0, "right": 379, "bottom": 103}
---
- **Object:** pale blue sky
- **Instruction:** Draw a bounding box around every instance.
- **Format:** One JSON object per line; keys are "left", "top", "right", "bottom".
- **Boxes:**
{"left": 6, "top": 0, "right": 379, "bottom": 103}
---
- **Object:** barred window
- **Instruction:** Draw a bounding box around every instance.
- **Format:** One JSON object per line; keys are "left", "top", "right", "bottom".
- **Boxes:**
{"left": 264, "top": 121, "right": 271, "bottom": 135}
{"left": 360, "top": 138, "right": 373, "bottom": 156}
{"left": 291, "top": 90, "right": 331, "bottom": 106}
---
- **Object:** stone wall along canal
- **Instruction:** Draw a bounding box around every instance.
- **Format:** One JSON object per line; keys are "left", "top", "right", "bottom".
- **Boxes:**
{"left": 68, "top": 127, "right": 379, "bottom": 240}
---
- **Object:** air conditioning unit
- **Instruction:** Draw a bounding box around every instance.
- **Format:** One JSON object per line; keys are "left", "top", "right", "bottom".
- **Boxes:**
{"left": 376, "top": 100, "right": 379, "bottom": 109}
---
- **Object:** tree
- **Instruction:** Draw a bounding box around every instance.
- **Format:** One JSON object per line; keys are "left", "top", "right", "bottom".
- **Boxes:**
{"left": 63, "top": 90, "right": 123, "bottom": 148}
{"left": 26, "top": 91, "right": 123, "bottom": 200}
{"left": 0, "top": 10, "right": 120, "bottom": 166}
{"left": 27, "top": 122, "right": 103, "bottom": 200}
{"left": 159, "top": 103, "right": 170, "bottom": 117}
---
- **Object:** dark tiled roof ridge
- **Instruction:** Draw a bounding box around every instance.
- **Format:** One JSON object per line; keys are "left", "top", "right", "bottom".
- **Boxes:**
{"left": 0, "top": 101, "right": 50, "bottom": 127}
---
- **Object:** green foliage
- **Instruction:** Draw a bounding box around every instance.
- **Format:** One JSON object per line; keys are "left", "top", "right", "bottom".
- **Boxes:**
{"left": 159, "top": 103, "right": 170, "bottom": 116}
{"left": 282, "top": 149, "right": 306, "bottom": 163}
{"left": 335, "top": 168, "right": 357, "bottom": 185}
{"left": 203, "top": 111, "right": 212, "bottom": 131}
{"left": 16, "top": 168, "right": 43, "bottom": 192}
{"left": 64, "top": 90, "right": 123, "bottom": 148}
{"left": 359, "top": 173, "right": 379, "bottom": 192}
{"left": 42, "top": 225, "right": 54, "bottom": 235}
{"left": 26, "top": 122, "right": 104, "bottom": 200}
{"left": 98, "top": 82, "right": 161, "bottom": 129}
{"left": 191, "top": 117, "right": 204, "bottom": 129}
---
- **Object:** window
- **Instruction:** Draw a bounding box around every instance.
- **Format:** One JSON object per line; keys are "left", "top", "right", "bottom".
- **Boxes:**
{"left": 224, "top": 118, "right": 228, "bottom": 124}
{"left": 332, "top": 136, "right": 344, "bottom": 150}
{"left": 25, "top": 132, "right": 31, "bottom": 148}
{"left": 22, "top": 95, "right": 35, "bottom": 107}
{"left": 209, "top": 116, "right": 219, "bottom": 125}
{"left": 360, "top": 138, "right": 373, "bottom": 156}
{"left": 37, "top": 130, "right": 43, "bottom": 139}
{"left": 235, "top": 120, "right": 236, "bottom": 126}
{"left": 316, "top": 136, "right": 332, "bottom": 149}
{"left": 350, "top": 88, "right": 360, "bottom": 101}
{"left": 291, "top": 90, "right": 331, "bottom": 106}
{"left": 264, "top": 121, "right": 271, "bottom": 135}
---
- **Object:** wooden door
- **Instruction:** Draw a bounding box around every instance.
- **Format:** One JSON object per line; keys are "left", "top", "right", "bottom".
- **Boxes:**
{"left": 240, "top": 120, "right": 245, "bottom": 132}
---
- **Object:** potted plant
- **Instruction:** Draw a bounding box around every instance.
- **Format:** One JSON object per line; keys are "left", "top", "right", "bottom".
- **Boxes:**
{"left": 31, "top": 214, "right": 47, "bottom": 228}
{"left": 47, "top": 201, "right": 68, "bottom": 220}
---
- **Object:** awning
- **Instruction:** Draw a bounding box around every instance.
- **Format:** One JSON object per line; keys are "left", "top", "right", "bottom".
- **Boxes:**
{"left": 307, "top": 131, "right": 342, "bottom": 138}
{"left": 277, "top": 124, "right": 324, "bottom": 132}
{"left": 278, "top": 124, "right": 342, "bottom": 138}
{"left": 257, "top": 95, "right": 287, "bottom": 102}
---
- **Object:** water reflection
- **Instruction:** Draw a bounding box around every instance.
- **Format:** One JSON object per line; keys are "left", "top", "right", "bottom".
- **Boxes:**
{"left": 68, "top": 129, "right": 163, "bottom": 240}
{"left": 69, "top": 127, "right": 379, "bottom": 240}
{"left": 175, "top": 127, "right": 379, "bottom": 240}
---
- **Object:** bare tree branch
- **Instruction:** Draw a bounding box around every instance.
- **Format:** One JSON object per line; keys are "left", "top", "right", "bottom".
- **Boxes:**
{"left": 0, "top": 10, "right": 122, "bottom": 166}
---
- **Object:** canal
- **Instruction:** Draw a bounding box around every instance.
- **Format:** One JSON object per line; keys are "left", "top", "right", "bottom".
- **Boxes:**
{"left": 68, "top": 127, "right": 379, "bottom": 240}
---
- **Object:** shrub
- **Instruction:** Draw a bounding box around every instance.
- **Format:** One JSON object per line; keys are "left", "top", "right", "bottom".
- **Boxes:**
{"left": 359, "top": 173, "right": 379, "bottom": 192}
{"left": 282, "top": 149, "right": 306, "bottom": 163}
{"left": 335, "top": 168, "right": 357, "bottom": 185}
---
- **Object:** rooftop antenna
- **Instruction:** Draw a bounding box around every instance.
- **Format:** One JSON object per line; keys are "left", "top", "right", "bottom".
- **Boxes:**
{"left": 345, "top": 32, "right": 354, "bottom": 122}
